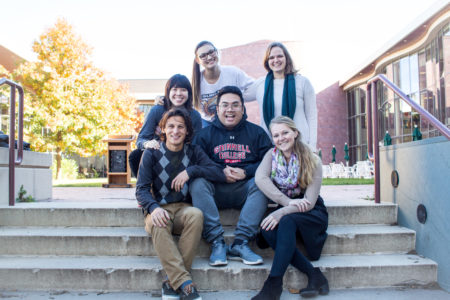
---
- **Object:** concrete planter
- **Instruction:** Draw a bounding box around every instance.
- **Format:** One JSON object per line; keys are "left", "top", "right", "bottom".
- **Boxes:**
{"left": 0, "top": 147, "right": 52, "bottom": 205}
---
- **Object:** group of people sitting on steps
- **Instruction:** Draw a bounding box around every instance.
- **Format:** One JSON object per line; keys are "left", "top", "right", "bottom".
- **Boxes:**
{"left": 133, "top": 41, "right": 328, "bottom": 300}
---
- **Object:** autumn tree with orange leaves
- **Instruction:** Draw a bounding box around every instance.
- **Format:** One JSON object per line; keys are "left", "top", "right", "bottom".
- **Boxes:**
{"left": 12, "top": 18, "right": 142, "bottom": 179}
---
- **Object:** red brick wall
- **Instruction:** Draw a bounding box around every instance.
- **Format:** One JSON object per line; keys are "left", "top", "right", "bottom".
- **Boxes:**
{"left": 220, "top": 40, "right": 273, "bottom": 125}
{"left": 316, "top": 82, "right": 348, "bottom": 164}
{"left": 0, "top": 45, "right": 24, "bottom": 73}
{"left": 220, "top": 40, "right": 271, "bottom": 79}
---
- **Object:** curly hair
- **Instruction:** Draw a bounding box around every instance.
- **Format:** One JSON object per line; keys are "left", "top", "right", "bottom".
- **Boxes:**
{"left": 159, "top": 107, "right": 194, "bottom": 144}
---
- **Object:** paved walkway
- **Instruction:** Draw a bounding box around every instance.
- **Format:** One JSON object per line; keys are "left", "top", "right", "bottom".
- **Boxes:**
{"left": 1, "top": 185, "right": 377, "bottom": 209}
{"left": 1, "top": 288, "right": 449, "bottom": 299}
{"left": 48, "top": 184, "right": 375, "bottom": 204}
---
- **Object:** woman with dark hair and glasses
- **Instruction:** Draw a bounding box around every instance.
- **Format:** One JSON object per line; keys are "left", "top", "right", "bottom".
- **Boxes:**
{"left": 247, "top": 42, "right": 317, "bottom": 152}
{"left": 191, "top": 41, "right": 254, "bottom": 127}
{"left": 129, "top": 74, "right": 202, "bottom": 177}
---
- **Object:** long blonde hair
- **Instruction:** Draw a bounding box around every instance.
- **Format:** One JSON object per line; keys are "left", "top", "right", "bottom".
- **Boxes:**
{"left": 270, "top": 116, "right": 318, "bottom": 189}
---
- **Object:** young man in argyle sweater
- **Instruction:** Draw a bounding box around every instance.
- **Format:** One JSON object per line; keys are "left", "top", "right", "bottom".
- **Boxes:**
{"left": 136, "top": 108, "right": 226, "bottom": 300}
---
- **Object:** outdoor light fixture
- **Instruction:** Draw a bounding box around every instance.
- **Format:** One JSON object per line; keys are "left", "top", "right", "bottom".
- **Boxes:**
{"left": 417, "top": 204, "right": 427, "bottom": 224}
{"left": 391, "top": 170, "right": 399, "bottom": 188}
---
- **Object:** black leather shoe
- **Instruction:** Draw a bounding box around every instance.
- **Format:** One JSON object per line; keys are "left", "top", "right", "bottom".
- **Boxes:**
{"left": 300, "top": 267, "right": 329, "bottom": 298}
{"left": 251, "top": 275, "right": 282, "bottom": 300}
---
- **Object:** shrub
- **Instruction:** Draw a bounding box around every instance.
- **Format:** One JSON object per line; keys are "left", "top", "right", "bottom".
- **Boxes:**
{"left": 16, "top": 185, "right": 35, "bottom": 202}
{"left": 52, "top": 156, "right": 79, "bottom": 180}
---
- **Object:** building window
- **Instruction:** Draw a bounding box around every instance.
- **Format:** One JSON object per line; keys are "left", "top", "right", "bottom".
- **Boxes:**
{"left": 376, "top": 22, "right": 450, "bottom": 144}
{"left": 138, "top": 104, "right": 153, "bottom": 118}
{"left": 346, "top": 22, "right": 450, "bottom": 153}
{"left": 346, "top": 84, "right": 367, "bottom": 165}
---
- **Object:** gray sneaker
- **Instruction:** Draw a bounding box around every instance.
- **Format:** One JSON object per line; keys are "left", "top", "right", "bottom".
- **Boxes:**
{"left": 162, "top": 280, "right": 179, "bottom": 300}
{"left": 178, "top": 283, "right": 202, "bottom": 300}
{"left": 209, "top": 237, "right": 228, "bottom": 266}
{"left": 228, "top": 240, "right": 263, "bottom": 265}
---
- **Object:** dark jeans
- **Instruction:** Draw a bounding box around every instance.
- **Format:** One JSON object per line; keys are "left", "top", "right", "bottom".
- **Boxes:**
{"left": 261, "top": 197, "right": 328, "bottom": 278}
{"left": 128, "top": 149, "right": 144, "bottom": 177}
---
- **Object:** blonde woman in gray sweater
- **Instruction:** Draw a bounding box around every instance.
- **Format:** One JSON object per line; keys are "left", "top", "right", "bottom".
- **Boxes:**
{"left": 252, "top": 116, "right": 328, "bottom": 299}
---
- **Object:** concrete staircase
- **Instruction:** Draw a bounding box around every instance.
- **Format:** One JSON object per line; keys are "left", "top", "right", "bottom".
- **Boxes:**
{"left": 0, "top": 199, "right": 437, "bottom": 292}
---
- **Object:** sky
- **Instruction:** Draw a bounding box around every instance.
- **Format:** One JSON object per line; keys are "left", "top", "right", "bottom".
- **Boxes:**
{"left": 0, "top": 0, "right": 445, "bottom": 91}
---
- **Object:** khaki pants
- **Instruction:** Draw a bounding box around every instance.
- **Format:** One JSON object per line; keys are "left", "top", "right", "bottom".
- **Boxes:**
{"left": 145, "top": 202, "right": 203, "bottom": 290}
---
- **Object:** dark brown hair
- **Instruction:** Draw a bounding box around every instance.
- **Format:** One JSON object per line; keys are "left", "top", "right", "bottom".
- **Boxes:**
{"left": 191, "top": 41, "right": 216, "bottom": 110}
{"left": 159, "top": 107, "right": 194, "bottom": 144}
{"left": 263, "top": 42, "right": 297, "bottom": 75}
{"left": 163, "top": 74, "right": 193, "bottom": 110}
{"left": 217, "top": 86, "right": 244, "bottom": 105}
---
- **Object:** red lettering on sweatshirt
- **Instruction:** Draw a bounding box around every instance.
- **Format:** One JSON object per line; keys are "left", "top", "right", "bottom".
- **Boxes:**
{"left": 214, "top": 143, "right": 251, "bottom": 163}
{"left": 214, "top": 143, "right": 251, "bottom": 154}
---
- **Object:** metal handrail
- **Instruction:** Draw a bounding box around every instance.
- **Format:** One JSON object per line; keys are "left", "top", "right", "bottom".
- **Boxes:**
{"left": 0, "top": 78, "right": 24, "bottom": 206}
{"left": 366, "top": 74, "right": 450, "bottom": 203}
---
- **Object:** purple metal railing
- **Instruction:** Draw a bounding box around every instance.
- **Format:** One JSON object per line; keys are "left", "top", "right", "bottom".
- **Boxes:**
{"left": 0, "top": 78, "right": 24, "bottom": 206}
{"left": 366, "top": 74, "right": 450, "bottom": 203}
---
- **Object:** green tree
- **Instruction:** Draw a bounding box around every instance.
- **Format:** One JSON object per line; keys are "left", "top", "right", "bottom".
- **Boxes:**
{"left": 13, "top": 18, "right": 142, "bottom": 178}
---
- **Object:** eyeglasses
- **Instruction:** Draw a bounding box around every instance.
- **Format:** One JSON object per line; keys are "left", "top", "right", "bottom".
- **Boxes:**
{"left": 198, "top": 48, "right": 217, "bottom": 60}
{"left": 218, "top": 102, "right": 242, "bottom": 111}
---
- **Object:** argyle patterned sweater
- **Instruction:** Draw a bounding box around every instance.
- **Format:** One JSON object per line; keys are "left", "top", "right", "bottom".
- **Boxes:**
{"left": 136, "top": 142, "right": 226, "bottom": 215}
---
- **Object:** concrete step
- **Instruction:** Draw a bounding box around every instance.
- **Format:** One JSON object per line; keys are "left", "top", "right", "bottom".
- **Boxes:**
{"left": 0, "top": 201, "right": 397, "bottom": 227}
{"left": 0, "top": 224, "right": 415, "bottom": 256}
{"left": 0, "top": 254, "right": 437, "bottom": 291}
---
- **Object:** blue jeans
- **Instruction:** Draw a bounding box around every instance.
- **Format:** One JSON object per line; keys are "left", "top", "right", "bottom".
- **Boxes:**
{"left": 189, "top": 177, "right": 268, "bottom": 243}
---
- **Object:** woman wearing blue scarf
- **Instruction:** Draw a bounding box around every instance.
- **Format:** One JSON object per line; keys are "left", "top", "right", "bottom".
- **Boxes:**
{"left": 253, "top": 116, "right": 328, "bottom": 299}
{"left": 248, "top": 42, "right": 317, "bottom": 152}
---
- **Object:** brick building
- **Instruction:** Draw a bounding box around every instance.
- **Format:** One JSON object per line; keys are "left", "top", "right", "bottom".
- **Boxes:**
{"left": 0, "top": 45, "right": 24, "bottom": 73}
{"left": 220, "top": 2, "right": 450, "bottom": 164}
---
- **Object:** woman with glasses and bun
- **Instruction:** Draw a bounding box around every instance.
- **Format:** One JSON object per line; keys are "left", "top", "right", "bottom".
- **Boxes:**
{"left": 191, "top": 41, "right": 254, "bottom": 127}
{"left": 129, "top": 74, "right": 202, "bottom": 177}
{"left": 247, "top": 42, "right": 317, "bottom": 152}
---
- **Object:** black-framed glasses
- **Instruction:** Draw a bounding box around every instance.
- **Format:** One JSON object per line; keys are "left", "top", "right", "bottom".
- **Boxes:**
{"left": 198, "top": 48, "right": 217, "bottom": 60}
{"left": 218, "top": 102, "right": 242, "bottom": 111}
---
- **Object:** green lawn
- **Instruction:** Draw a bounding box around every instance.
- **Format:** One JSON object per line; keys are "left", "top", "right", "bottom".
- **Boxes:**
{"left": 53, "top": 177, "right": 373, "bottom": 187}
{"left": 322, "top": 178, "right": 374, "bottom": 185}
